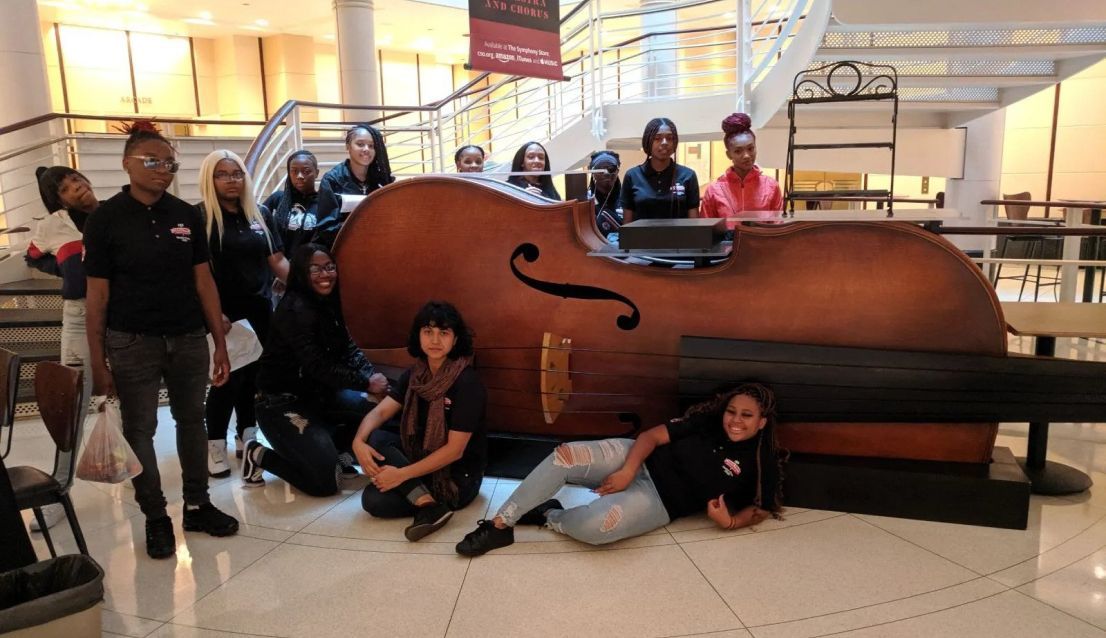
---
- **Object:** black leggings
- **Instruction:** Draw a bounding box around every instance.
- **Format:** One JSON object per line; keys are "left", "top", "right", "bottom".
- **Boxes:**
{"left": 255, "top": 390, "right": 370, "bottom": 497}
{"left": 361, "top": 430, "right": 482, "bottom": 517}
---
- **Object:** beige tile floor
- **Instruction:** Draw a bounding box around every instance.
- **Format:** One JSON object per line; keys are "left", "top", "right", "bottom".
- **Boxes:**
{"left": 8, "top": 280, "right": 1106, "bottom": 637}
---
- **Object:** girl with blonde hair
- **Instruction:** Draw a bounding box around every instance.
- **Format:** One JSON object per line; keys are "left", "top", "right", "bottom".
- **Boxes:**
{"left": 196, "top": 150, "right": 289, "bottom": 477}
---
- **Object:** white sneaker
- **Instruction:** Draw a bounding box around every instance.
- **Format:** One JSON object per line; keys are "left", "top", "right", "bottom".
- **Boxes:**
{"left": 29, "top": 503, "right": 66, "bottom": 532}
{"left": 208, "top": 440, "right": 231, "bottom": 478}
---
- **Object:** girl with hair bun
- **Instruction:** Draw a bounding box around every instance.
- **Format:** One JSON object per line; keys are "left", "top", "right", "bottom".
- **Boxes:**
{"left": 457, "top": 383, "right": 785, "bottom": 556}
{"left": 700, "top": 112, "right": 782, "bottom": 224}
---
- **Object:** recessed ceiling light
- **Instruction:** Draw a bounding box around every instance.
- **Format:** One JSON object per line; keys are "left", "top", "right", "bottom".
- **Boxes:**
{"left": 255, "top": 19, "right": 268, "bottom": 27}
{"left": 323, "top": 34, "right": 336, "bottom": 40}
{"left": 198, "top": 10, "right": 213, "bottom": 20}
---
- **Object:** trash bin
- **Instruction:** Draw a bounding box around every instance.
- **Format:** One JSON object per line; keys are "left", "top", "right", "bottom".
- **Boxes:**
{"left": 0, "top": 555, "right": 104, "bottom": 638}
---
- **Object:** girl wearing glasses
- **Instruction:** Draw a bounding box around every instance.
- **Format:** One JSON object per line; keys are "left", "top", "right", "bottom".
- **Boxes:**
{"left": 262, "top": 150, "right": 320, "bottom": 256}
{"left": 196, "top": 150, "right": 290, "bottom": 478}
{"left": 83, "top": 121, "right": 238, "bottom": 560}
{"left": 313, "top": 124, "right": 395, "bottom": 247}
{"left": 587, "top": 151, "right": 623, "bottom": 242}
{"left": 243, "top": 244, "right": 388, "bottom": 496}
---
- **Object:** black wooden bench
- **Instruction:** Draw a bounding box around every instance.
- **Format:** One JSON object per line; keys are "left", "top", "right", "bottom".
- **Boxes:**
{"left": 678, "top": 336, "right": 1106, "bottom": 529}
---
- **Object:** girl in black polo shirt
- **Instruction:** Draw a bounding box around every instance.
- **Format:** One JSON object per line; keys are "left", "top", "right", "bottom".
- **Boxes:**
{"left": 197, "top": 150, "right": 290, "bottom": 478}
{"left": 620, "top": 118, "right": 700, "bottom": 223}
{"left": 457, "top": 383, "right": 783, "bottom": 556}
{"left": 352, "top": 301, "right": 487, "bottom": 542}
{"left": 506, "top": 141, "right": 561, "bottom": 200}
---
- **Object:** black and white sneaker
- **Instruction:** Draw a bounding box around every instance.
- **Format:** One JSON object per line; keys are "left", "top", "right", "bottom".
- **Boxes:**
{"left": 242, "top": 439, "right": 265, "bottom": 488}
{"left": 336, "top": 452, "right": 359, "bottom": 480}
{"left": 404, "top": 502, "right": 453, "bottom": 542}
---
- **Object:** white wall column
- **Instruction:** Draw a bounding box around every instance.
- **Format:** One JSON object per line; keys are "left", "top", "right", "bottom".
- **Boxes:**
{"left": 640, "top": 0, "right": 678, "bottom": 99}
{"left": 333, "top": 0, "right": 380, "bottom": 120}
{"left": 944, "top": 109, "right": 1006, "bottom": 255}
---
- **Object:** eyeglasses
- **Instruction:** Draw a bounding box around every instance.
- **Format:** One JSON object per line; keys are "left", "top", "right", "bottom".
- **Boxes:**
{"left": 308, "top": 263, "right": 337, "bottom": 276}
{"left": 128, "top": 156, "right": 180, "bottom": 173}
{"left": 214, "top": 171, "right": 246, "bottom": 182}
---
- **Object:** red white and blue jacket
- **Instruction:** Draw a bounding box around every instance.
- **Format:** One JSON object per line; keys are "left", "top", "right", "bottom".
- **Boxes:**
{"left": 24, "top": 209, "right": 89, "bottom": 300}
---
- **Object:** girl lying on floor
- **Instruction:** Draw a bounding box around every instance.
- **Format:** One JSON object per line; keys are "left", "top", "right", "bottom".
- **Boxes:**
{"left": 456, "top": 383, "right": 784, "bottom": 555}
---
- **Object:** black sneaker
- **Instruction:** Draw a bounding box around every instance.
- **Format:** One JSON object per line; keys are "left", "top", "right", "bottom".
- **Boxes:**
{"left": 404, "top": 502, "right": 454, "bottom": 542}
{"left": 517, "top": 499, "right": 563, "bottom": 526}
{"left": 456, "top": 519, "right": 515, "bottom": 556}
{"left": 183, "top": 503, "right": 239, "bottom": 537}
{"left": 145, "top": 516, "right": 176, "bottom": 559}
{"left": 242, "top": 439, "right": 264, "bottom": 488}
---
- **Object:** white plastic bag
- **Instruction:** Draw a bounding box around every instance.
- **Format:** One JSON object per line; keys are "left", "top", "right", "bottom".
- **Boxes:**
{"left": 76, "top": 399, "right": 142, "bottom": 483}
{"left": 208, "top": 319, "right": 264, "bottom": 379}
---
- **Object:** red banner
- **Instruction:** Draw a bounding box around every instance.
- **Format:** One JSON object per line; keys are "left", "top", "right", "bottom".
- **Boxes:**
{"left": 468, "top": 0, "right": 562, "bottom": 81}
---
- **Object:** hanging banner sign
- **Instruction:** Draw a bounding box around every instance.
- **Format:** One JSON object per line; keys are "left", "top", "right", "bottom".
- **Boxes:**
{"left": 468, "top": 0, "right": 562, "bottom": 81}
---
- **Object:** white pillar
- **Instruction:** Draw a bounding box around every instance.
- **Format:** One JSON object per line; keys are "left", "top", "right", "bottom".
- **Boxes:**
{"left": 0, "top": 0, "right": 55, "bottom": 277}
{"left": 943, "top": 109, "right": 1006, "bottom": 256}
{"left": 640, "top": 0, "right": 677, "bottom": 99}
{"left": 333, "top": 0, "right": 380, "bottom": 118}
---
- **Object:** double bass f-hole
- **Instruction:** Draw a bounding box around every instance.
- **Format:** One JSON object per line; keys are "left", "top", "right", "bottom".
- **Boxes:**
{"left": 509, "top": 242, "right": 641, "bottom": 331}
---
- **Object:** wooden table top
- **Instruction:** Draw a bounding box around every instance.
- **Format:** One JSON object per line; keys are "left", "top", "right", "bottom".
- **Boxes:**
{"left": 1001, "top": 302, "right": 1106, "bottom": 338}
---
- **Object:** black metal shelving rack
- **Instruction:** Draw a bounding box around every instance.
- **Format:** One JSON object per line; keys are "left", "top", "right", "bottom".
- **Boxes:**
{"left": 784, "top": 61, "right": 900, "bottom": 217}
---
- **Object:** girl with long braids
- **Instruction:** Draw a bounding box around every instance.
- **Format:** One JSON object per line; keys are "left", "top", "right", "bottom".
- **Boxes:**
{"left": 700, "top": 112, "right": 782, "bottom": 223}
{"left": 263, "top": 149, "right": 320, "bottom": 255}
{"left": 619, "top": 117, "right": 700, "bottom": 223}
{"left": 457, "top": 383, "right": 784, "bottom": 556}
{"left": 313, "top": 124, "right": 395, "bottom": 247}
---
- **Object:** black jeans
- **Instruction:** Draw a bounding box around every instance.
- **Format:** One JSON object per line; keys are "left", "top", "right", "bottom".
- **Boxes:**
{"left": 205, "top": 362, "right": 258, "bottom": 441}
{"left": 254, "top": 390, "right": 372, "bottom": 497}
{"left": 106, "top": 328, "right": 210, "bottom": 520}
{"left": 361, "top": 430, "right": 483, "bottom": 517}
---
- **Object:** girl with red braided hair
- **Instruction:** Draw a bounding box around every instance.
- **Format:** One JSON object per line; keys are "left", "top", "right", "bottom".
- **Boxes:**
{"left": 700, "top": 112, "right": 783, "bottom": 225}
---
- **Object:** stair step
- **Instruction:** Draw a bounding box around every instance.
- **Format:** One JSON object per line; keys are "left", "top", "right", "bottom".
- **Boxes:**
{"left": 2, "top": 342, "right": 61, "bottom": 362}
{"left": 0, "top": 279, "right": 62, "bottom": 295}
{"left": 0, "top": 309, "right": 63, "bottom": 327}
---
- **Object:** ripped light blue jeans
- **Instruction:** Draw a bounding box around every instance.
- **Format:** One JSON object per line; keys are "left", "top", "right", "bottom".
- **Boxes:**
{"left": 496, "top": 438, "right": 670, "bottom": 545}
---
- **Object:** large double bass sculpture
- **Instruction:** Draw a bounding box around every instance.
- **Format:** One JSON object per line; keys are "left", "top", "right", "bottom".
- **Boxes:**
{"left": 335, "top": 176, "right": 1011, "bottom": 465}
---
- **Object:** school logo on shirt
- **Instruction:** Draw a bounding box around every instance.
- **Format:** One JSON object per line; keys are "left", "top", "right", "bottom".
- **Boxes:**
{"left": 249, "top": 220, "right": 265, "bottom": 235}
{"left": 722, "top": 458, "right": 741, "bottom": 477}
{"left": 169, "top": 224, "right": 192, "bottom": 242}
{"left": 670, "top": 183, "right": 686, "bottom": 197}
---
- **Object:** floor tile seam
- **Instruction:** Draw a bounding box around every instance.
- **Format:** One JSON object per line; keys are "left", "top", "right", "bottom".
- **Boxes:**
{"left": 138, "top": 621, "right": 167, "bottom": 638}
{"left": 152, "top": 622, "right": 286, "bottom": 638}
{"left": 673, "top": 530, "right": 748, "bottom": 630}
{"left": 289, "top": 527, "right": 666, "bottom": 545}
{"left": 1009, "top": 588, "right": 1106, "bottom": 634}
{"left": 100, "top": 605, "right": 168, "bottom": 626}
{"left": 743, "top": 575, "right": 1006, "bottom": 630}
{"left": 982, "top": 509, "right": 1106, "bottom": 577}
{"left": 849, "top": 514, "right": 987, "bottom": 577}
{"left": 796, "top": 587, "right": 1015, "bottom": 638}
{"left": 282, "top": 535, "right": 672, "bottom": 556}
{"left": 163, "top": 530, "right": 291, "bottom": 628}
{"left": 673, "top": 512, "right": 848, "bottom": 546}
{"left": 442, "top": 554, "right": 474, "bottom": 638}
{"left": 994, "top": 538, "right": 1106, "bottom": 588}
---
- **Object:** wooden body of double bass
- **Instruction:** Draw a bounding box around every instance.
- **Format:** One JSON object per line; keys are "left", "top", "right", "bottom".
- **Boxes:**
{"left": 335, "top": 176, "right": 1006, "bottom": 464}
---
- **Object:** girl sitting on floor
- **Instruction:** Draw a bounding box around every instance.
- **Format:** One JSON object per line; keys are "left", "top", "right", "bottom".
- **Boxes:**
{"left": 352, "top": 301, "right": 487, "bottom": 542}
{"left": 456, "top": 383, "right": 784, "bottom": 555}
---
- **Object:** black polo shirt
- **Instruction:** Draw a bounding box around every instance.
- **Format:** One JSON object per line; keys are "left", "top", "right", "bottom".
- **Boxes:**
{"left": 645, "top": 415, "right": 761, "bottom": 520}
{"left": 387, "top": 367, "right": 487, "bottom": 482}
{"left": 83, "top": 186, "right": 210, "bottom": 336}
{"left": 620, "top": 161, "right": 700, "bottom": 219}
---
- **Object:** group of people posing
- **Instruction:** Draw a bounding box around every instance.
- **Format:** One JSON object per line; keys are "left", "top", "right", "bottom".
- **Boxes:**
{"left": 24, "top": 111, "right": 785, "bottom": 560}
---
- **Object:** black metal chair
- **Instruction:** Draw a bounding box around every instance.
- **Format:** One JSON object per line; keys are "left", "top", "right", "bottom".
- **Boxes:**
{"left": 0, "top": 347, "right": 22, "bottom": 460}
{"left": 992, "top": 192, "right": 1061, "bottom": 300}
{"left": 9, "top": 361, "right": 88, "bottom": 556}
